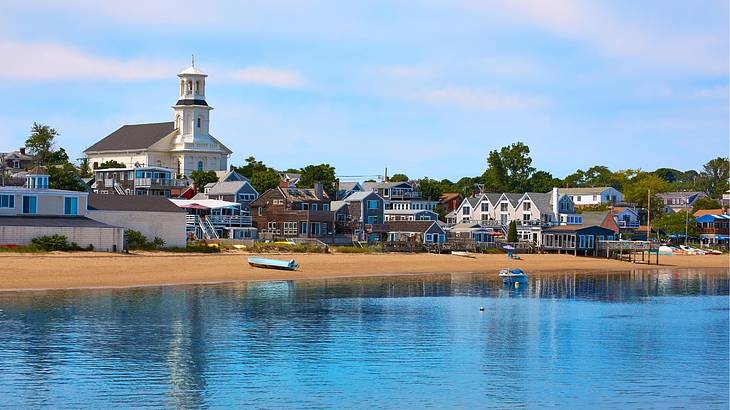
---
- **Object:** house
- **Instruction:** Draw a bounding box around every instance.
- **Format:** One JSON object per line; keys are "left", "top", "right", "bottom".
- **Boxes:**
{"left": 250, "top": 184, "right": 334, "bottom": 241}
{"left": 0, "top": 168, "right": 123, "bottom": 251}
{"left": 335, "top": 191, "right": 384, "bottom": 229}
{"left": 336, "top": 181, "right": 363, "bottom": 200}
{"left": 1, "top": 147, "right": 34, "bottom": 173}
{"left": 611, "top": 206, "right": 640, "bottom": 230}
{"left": 657, "top": 191, "right": 707, "bottom": 214}
{"left": 368, "top": 181, "right": 438, "bottom": 213}
{"left": 204, "top": 180, "right": 259, "bottom": 211}
{"left": 694, "top": 209, "right": 729, "bottom": 245}
{"left": 84, "top": 59, "right": 232, "bottom": 177}
{"left": 439, "top": 192, "right": 463, "bottom": 213}
{"left": 215, "top": 170, "right": 248, "bottom": 182}
{"left": 92, "top": 166, "right": 189, "bottom": 197}
{"left": 385, "top": 220, "right": 446, "bottom": 244}
{"left": 279, "top": 172, "right": 301, "bottom": 188}
{"left": 559, "top": 187, "right": 623, "bottom": 206}
{"left": 445, "top": 222, "right": 497, "bottom": 244}
{"left": 722, "top": 190, "right": 730, "bottom": 208}
{"left": 87, "top": 194, "right": 187, "bottom": 247}
{"left": 170, "top": 198, "right": 257, "bottom": 240}
{"left": 384, "top": 209, "right": 439, "bottom": 221}
{"left": 541, "top": 221, "right": 617, "bottom": 256}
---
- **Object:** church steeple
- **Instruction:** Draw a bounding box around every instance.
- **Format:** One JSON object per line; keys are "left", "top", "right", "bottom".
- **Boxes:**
{"left": 173, "top": 58, "right": 213, "bottom": 143}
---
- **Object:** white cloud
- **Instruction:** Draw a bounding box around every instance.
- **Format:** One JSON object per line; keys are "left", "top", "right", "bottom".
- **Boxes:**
{"left": 461, "top": 0, "right": 728, "bottom": 75}
{"left": 0, "top": 39, "right": 176, "bottom": 81}
{"left": 229, "top": 67, "right": 307, "bottom": 89}
{"left": 406, "top": 87, "right": 544, "bottom": 111}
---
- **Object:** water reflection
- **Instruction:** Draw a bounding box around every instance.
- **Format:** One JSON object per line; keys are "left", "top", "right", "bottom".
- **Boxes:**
{"left": 0, "top": 268, "right": 726, "bottom": 408}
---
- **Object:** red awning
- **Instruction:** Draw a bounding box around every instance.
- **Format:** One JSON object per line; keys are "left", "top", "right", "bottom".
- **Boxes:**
{"left": 180, "top": 203, "right": 209, "bottom": 209}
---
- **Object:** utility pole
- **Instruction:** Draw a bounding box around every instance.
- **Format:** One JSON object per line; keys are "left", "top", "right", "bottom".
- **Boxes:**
{"left": 684, "top": 193, "right": 689, "bottom": 246}
{"left": 647, "top": 189, "right": 651, "bottom": 242}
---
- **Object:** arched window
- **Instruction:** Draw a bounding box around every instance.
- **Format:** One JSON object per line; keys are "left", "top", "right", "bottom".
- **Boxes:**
{"left": 195, "top": 80, "right": 200, "bottom": 95}
{"left": 188, "top": 80, "right": 193, "bottom": 92}
{"left": 180, "top": 80, "right": 185, "bottom": 95}
{"left": 197, "top": 161, "right": 203, "bottom": 171}
{"left": 175, "top": 115, "right": 180, "bottom": 129}
{"left": 197, "top": 117, "right": 201, "bottom": 128}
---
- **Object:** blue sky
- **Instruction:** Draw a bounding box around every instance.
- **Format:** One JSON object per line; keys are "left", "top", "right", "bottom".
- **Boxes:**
{"left": 0, "top": 0, "right": 727, "bottom": 181}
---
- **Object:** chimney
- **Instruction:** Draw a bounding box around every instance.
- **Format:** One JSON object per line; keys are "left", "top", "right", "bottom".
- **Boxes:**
{"left": 314, "top": 182, "right": 324, "bottom": 199}
{"left": 384, "top": 167, "right": 389, "bottom": 182}
{"left": 552, "top": 187, "right": 559, "bottom": 220}
{"left": 19, "top": 147, "right": 25, "bottom": 155}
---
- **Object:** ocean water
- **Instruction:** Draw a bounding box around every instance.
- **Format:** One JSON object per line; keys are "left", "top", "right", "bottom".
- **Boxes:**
{"left": 0, "top": 268, "right": 727, "bottom": 409}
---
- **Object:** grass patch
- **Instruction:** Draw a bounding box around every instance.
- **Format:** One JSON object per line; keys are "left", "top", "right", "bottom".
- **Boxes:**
{"left": 331, "top": 245, "right": 383, "bottom": 254}
{"left": 163, "top": 242, "right": 221, "bottom": 253}
{"left": 250, "top": 242, "right": 326, "bottom": 253}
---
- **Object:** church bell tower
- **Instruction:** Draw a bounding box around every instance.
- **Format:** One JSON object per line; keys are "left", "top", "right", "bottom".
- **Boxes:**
{"left": 173, "top": 56, "right": 213, "bottom": 144}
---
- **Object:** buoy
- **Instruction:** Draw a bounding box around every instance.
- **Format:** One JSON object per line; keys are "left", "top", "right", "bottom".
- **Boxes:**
{"left": 479, "top": 306, "right": 485, "bottom": 311}
{"left": 514, "top": 282, "right": 520, "bottom": 288}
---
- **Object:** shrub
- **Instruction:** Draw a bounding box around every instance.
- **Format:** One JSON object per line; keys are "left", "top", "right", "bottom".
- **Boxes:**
{"left": 332, "top": 245, "right": 383, "bottom": 253}
{"left": 30, "top": 235, "right": 76, "bottom": 251}
{"left": 251, "top": 242, "right": 325, "bottom": 253}
{"left": 125, "top": 230, "right": 165, "bottom": 250}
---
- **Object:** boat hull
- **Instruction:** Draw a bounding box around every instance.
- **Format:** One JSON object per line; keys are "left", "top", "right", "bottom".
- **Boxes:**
{"left": 247, "top": 257, "right": 299, "bottom": 271}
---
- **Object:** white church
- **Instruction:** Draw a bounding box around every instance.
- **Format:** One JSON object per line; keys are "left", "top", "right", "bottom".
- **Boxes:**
{"left": 85, "top": 59, "right": 232, "bottom": 176}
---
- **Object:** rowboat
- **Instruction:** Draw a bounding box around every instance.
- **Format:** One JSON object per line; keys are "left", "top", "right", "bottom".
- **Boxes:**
{"left": 451, "top": 251, "right": 476, "bottom": 258}
{"left": 499, "top": 268, "right": 528, "bottom": 284}
{"left": 248, "top": 257, "right": 299, "bottom": 271}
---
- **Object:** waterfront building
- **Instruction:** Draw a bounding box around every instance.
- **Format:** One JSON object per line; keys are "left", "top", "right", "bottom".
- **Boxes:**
{"left": 250, "top": 184, "right": 334, "bottom": 241}
{"left": 84, "top": 59, "right": 232, "bottom": 177}
{"left": 657, "top": 191, "right": 707, "bottom": 214}
{"left": 0, "top": 168, "right": 123, "bottom": 251}
{"left": 558, "top": 187, "right": 623, "bottom": 206}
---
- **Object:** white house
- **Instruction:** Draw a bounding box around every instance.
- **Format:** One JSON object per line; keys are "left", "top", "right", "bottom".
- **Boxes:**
{"left": 559, "top": 187, "right": 623, "bottom": 206}
{"left": 85, "top": 58, "right": 232, "bottom": 177}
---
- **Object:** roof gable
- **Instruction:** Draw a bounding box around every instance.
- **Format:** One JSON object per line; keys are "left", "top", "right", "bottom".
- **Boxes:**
{"left": 85, "top": 122, "right": 176, "bottom": 152}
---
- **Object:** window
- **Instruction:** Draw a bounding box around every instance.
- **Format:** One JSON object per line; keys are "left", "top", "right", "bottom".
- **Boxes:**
{"left": 367, "top": 200, "right": 379, "bottom": 209}
{"left": 523, "top": 202, "right": 531, "bottom": 211}
{"left": 522, "top": 213, "right": 530, "bottom": 221}
{"left": 197, "top": 161, "right": 203, "bottom": 171}
{"left": 257, "top": 207, "right": 262, "bottom": 216}
{"left": 481, "top": 202, "right": 489, "bottom": 212}
{"left": 267, "top": 222, "right": 278, "bottom": 232}
{"left": 0, "top": 194, "right": 14, "bottom": 208}
{"left": 367, "top": 215, "right": 380, "bottom": 224}
{"left": 463, "top": 206, "right": 470, "bottom": 215}
{"left": 283, "top": 222, "right": 297, "bottom": 235}
{"left": 462, "top": 217, "right": 469, "bottom": 223}
{"left": 301, "top": 203, "right": 309, "bottom": 210}
{"left": 500, "top": 203, "right": 508, "bottom": 211}
{"left": 311, "top": 203, "right": 318, "bottom": 211}
{"left": 272, "top": 199, "right": 284, "bottom": 205}
{"left": 197, "top": 118, "right": 201, "bottom": 128}
{"left": 311, "top": 222, "right": 320, "bottom": 236}
{"left": 323, "top": 203, "right": 330, "bottom": 211}
{"left": 12, "top": 160, "right": 20, "bottom": 169}
{"left": 425, "top": 233, "right": 433, "bottom": 242}
{"left": 22, "top": 196, "right": 37, "bottom": 214}
{"left": 64, "top": 197, "right": 78, "bottom": 215}
{"left": 300, "top": 223, "right": 308, "bottom": 234}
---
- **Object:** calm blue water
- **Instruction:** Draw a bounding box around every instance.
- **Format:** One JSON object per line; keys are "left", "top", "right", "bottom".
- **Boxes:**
{"left": 0, "top": 268, "right": 727, "bottom": 409}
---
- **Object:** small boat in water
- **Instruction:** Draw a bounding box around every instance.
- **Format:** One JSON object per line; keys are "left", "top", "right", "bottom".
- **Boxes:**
{"left": 499, "top": 268, "right": 528, "bottom": 284}
{"left": 248, "top": 257, "right": 299, "bottom": 271}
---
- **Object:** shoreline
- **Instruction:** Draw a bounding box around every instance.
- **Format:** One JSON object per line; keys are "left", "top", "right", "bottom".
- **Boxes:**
{"left": 1, "top": 252, "right": 727, "bottom": 293}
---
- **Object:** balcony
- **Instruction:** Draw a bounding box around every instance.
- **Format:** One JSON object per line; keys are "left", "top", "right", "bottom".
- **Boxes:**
{"left": 207, "top": 214, "right": 252, "bottom": 227}
{"left": 135, "top": 178, "right": 189, "bottom": 188}
{"left": 617, "top": 220, "right": 640, "bottom": 228}
{"left": 389, "top": 190, "right": 422, "bottom": 199}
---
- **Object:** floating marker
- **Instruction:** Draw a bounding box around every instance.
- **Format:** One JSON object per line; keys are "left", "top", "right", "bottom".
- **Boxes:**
{"left": 479, "top": 306, "right": 485, "bottom": 311}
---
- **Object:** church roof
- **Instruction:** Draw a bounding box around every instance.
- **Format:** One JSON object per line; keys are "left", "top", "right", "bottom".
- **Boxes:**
{"left": 85, "top": 122, "right": 175, "bottom": 152}
{"left": 179, "top": 65, "right": 207, "bottom": 76}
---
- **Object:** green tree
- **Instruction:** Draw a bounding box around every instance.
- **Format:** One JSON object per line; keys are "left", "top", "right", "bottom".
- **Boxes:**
{"left": 507, "top": 220, "right": 518, "bottom": 242}
{"left": 97, "top": 160, "right": 126, "bottom": 169}
{"left": 250, "top": 168, "right": 282, "bottom": 193}
{"left": 696, "top": 157, "right": 729, "bottom": 198}
{"left": 417, "top": 178, "right": 444, "bottom": 201}
{"left": 653, "top": 168, "right": 684, "bottom": 183}
{"left": 623, "top": 172, "right": 670, "bottom": 216}
{"left": 528, "top": 170, "right": 561, "bottom": 192}
{"left": 482, "top": 142, "right": 535, "bottom": 192}
{"left": 46, "top": 147, "right": 69, "bottom": 165}
{"left": 48, "top": 163, "right": 86, "bottom": 191}
{"left": 454, "top": 176, "right": 479, "bottom": 197}
{"left": 692, "top": 197, "right": 722, "bottom": 213}
{"left": 653, "top": 211, "right": 696, "bottom": 237}
{"left": 299, "top": 163, "right": 337, "bottom": 197}
{"left": 190, "top": 170, "right": 218, "bottom": 189}
{"left": 231, "top": 156, "right": 269, "bottom": 179}
{"left": 78, "top": 158, "right": 93, "bottom": 178}
{"left": 389, "top": 173, "right": 409, "bottom": 182}
{"left": 433, "top": 204, "right": 447, "bottom": 222}
{"left": 25, "top": 123, "right": 58, "bottom": 166}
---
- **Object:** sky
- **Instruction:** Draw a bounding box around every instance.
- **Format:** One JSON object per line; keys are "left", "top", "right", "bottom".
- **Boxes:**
{"left": 0, "top": 0, "right": 728, "bottom": 182}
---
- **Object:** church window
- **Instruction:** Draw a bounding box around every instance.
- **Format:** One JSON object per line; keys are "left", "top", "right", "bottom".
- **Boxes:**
{"left": 195, "top": 80, "right": 200, "bottom": 95}
{"left": 180, "top": 80, "right": 185, "bottom": 95}
{"left": 197, "top": 117, "right": 201, "bottom": 128}
{"left": 197, "top": 161, "right": 203, "bottom": 171}
{"left": 188, "top": 80, "right": 193, "bottom": 92}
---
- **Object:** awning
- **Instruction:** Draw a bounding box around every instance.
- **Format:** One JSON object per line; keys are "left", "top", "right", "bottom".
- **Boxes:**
{"left": 180, "top": 203, "right": 209, "bottom": 209}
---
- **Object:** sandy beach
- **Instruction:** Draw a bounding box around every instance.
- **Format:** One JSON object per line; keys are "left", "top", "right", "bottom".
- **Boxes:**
{"left": 0, "top": 251, "right": 726, "bottom": 292}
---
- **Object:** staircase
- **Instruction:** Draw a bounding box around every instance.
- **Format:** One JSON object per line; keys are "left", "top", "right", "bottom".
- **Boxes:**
{"left": 112, "top": 182, "right": 126, "bottom": 195}
{"left": 200, "top": 217, "right": 219, "bottom": 240}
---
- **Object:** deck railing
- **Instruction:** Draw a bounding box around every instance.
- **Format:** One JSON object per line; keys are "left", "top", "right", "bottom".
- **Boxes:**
{"left": 134, "top": 178, "right": 189, "bottom": 188}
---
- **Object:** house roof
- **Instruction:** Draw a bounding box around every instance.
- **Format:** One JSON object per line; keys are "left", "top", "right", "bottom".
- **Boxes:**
{"left": 696, "top": 214, "right": 730, "bottom": 222}
{"left": 384, "top": 209, "right": 437, "bottom": 215}
{"left": 559, "top": 187, "right": 614, "bottom": 195}
{"left": 385, "top": 220, "right": 441, "bottom": 233}
{"left": 362, "top": 181, "right": 378, "bottom": 191}
{"left": 170, "top": 198, "right": 241, "bottom": 210}
{"left": 447, "top": 222, "right": 494, "bottom": 232}
{"left": 523, "top": 192, "right": 551, "bottom": 212}
{"left": 657, "top": 191, "right": 705, "bottom": 199}
{"left": 330, "top": 201, "right": 347, "bottom": 212}
{"left": 280, "top": 187, "right": 328, "bottom": 201}
{"left": 481, "top": 193, "right": 502, "bottom": 204}
{"left": 338, "top": 181, "right": 362, "bottom": 191}
{"left": 343, "top": 191, "right": 378, "bottom": 202}
{"left": 465, "top": 196, "right": 480, "bottom": 207}
{"left": 179, "top": 65, "right": 207, "bottom": 76}
{"left": 88, "top": 193, "right": 184, "bottom": 213}
{"left": 543, "top": 224, "right": 615, "bottom": 233}
{"left": 0, "top": 215, "right": 120, "bottom": 228}
{"left": 216, "top": 170, "right": 249, "bottom": 183}
{"left": 374, "top": 181, "right": 412, "bottom": 189}
{"left": 440, "top": 192, "right": 461, "bottom": 201}
{"left": 206, "top": 181, "right": 249, "bottom": 195}
{"left": 85, "top": 122, "right": 175, "bottom": 152}
{"left": 500, "top": 193, "right": 523, "bottom": 205}
{"left": 694, "top": 209, "right": 727, "bottom": 217}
